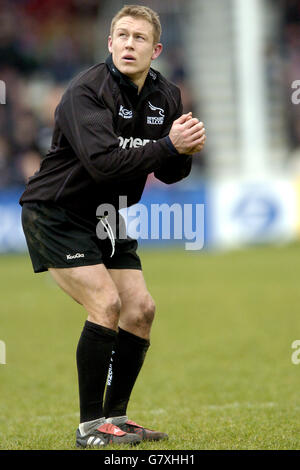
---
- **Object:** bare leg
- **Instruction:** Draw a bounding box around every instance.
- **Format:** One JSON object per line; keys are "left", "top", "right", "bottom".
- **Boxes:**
{"left": 49, "top": 264, "right": 121, "bottom": 329}
{"left": 49, "top": 264, "right": 121, "bottom": 423}
{"left": 103, "top": 269, "right": 155, "bottom": 418}
{"left": 108, "top": 269, "right": 155, "bottom": 340}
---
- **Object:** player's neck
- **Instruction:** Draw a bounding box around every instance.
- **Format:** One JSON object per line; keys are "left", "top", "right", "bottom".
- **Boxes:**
{"left": 127, "top": 69, "right": 149, "bottom": 94}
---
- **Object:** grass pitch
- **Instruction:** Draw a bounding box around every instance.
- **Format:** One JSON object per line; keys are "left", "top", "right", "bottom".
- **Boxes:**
{"left": 1, "top": 243, "right": 300, "bottom": 450}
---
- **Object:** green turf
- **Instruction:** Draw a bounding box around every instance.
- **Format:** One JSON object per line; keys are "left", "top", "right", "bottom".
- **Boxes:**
{"left": 1, "top": 243, "right": 300, "bottom": 450}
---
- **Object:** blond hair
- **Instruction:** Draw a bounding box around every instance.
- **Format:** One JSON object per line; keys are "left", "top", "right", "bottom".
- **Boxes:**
{"left": 110, "top": 4, "right": 162, "bottom": 45}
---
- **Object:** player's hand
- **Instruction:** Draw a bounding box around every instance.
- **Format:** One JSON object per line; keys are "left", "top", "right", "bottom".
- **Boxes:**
{"left": 169, "top": 113, "right": 206, "bottom": 155}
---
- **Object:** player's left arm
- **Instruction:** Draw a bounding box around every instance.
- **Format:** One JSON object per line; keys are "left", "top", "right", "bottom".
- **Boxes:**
{"left": 154, "top": 89, "right": 196, "bottom": 185}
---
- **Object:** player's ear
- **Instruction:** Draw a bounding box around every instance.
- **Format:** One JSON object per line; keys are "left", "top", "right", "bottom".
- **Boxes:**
{"left": 151, "top": 43, "right": 163, "bottom": 61}
{"left": 108, "top": 36, "right": 113, "bottom": 53}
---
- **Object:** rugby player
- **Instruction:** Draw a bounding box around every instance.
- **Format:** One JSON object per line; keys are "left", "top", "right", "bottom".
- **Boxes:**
{"left": 20, "top": 5, "right": 206, "bottom": 448}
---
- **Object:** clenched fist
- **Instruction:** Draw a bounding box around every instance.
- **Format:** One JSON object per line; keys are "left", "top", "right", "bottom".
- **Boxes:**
{"left": 169, "top": 112, "right": 206, "bottom": 155}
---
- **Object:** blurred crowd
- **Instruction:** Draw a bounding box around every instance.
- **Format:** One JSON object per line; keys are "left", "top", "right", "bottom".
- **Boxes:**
{"left": 1, "top": 0, "right": 300, "bottom": 190}
{"left": 0, "top": 0, "right": 196, "bottom": 190}
{"left": 0, "top": 0, "right": 104, "bottom": 189}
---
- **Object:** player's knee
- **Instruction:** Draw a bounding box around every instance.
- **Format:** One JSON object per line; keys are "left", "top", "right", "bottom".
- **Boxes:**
{"left": 84, "top": 289, "right": 121, "bottom": 325}
{"left": 138, "top": 294, "right": 156, "bottom": 327}
{"left": 105, "top": 292, "right": 122, "bottom": 317}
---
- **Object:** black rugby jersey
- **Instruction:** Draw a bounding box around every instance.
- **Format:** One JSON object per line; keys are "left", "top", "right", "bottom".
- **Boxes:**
{"left": 20, "top": 55, "right": 192, "bottom": 220}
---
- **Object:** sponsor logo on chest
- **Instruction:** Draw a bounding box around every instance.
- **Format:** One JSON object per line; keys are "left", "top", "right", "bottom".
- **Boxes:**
{"left": 119, "top": 105, "right": 133, "bottom": 119}
{"left": 147, "top": 101, "right": 165, "bottom": 125}
{"left": 118, "top": 136, "right": 155, "bottom": 149}
{"left": 118, "top": 101, "right": 165, "bottom": 125}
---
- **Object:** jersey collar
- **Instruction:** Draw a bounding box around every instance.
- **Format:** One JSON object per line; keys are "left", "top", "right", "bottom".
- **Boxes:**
{"left": 105, "top": 54, "right": 158, "bottom": 99}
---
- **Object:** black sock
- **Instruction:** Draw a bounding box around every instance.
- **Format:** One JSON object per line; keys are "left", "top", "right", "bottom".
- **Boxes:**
{"left": 76, "top": 320, "right": 117, "bottom": 423}
{"left": 103, "top": 327, "right": 150, "bottom": 418}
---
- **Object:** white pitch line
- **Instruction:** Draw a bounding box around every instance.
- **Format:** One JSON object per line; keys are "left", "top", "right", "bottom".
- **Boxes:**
{"left": 4, "top": 403, "right": 278, "bottom": 424}
{"left": 34, "top": 412, "right": 79, "bottom": 422}
{"left": 200, "top": 402, "right": 277, "bottom": 410}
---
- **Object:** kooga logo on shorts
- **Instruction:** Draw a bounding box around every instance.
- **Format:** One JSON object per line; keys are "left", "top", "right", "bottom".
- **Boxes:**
{"left": 66, "top": 253, "right": 85, "bottom": 260}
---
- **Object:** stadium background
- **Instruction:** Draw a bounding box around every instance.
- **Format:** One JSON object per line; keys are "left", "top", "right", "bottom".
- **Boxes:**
{"left": 1, "top": 0, "right": 300, "bottom": 450}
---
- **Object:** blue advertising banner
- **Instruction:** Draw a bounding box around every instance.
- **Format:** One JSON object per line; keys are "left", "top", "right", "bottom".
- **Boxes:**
{"left": 209, "top": 179, "right": 298, "bottom": 247}
{"left": 0, "top": 188, "right": 26, "bottom": 253}
{"left": 0, "top": 185, "right": 209, "bottom": 253}
{"left": 123, "top": 185, "right": 208, "bottom": 251}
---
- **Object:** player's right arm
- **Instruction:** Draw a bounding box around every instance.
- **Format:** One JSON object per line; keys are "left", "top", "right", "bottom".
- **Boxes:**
{"left": 56, "top": 84, "right": 182, "bottom": 185}
{"left": 153, "top": 112, "right": 206, "bottom": 185}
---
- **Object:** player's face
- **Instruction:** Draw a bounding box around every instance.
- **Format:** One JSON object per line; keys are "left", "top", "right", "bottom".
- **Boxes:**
{"left": 108, "top": 16, "right": 162, "bottom": 86}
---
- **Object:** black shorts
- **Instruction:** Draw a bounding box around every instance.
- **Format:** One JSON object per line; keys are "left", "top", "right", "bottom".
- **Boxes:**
{"left": 21, "top": 202, "right": 142, "bottom": 273}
